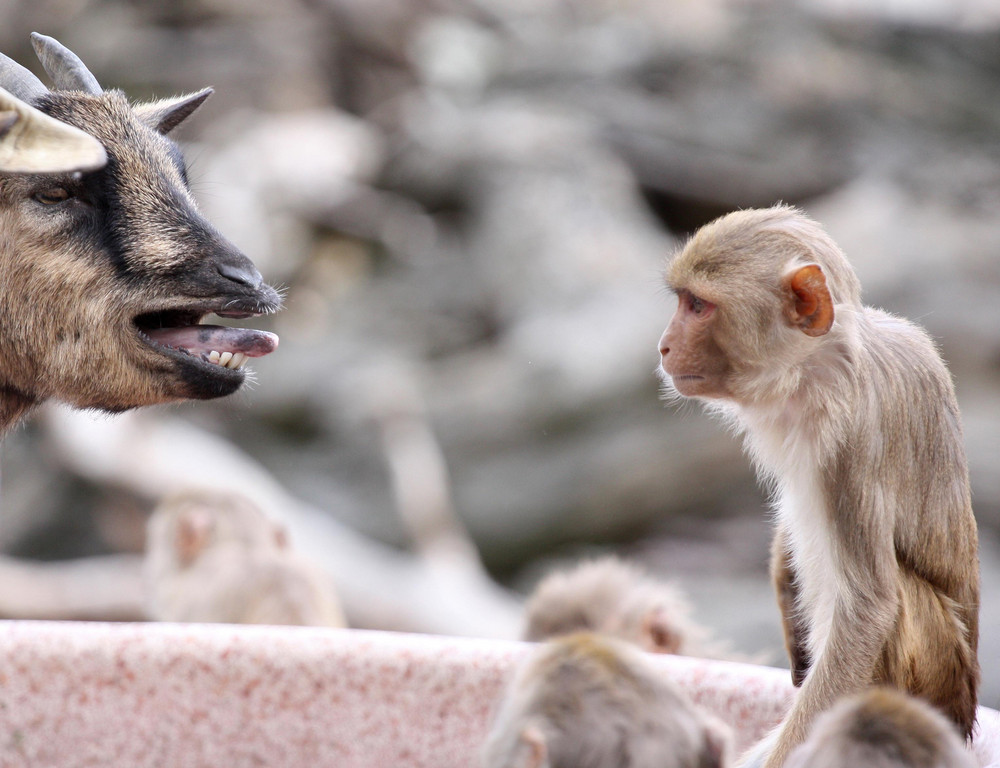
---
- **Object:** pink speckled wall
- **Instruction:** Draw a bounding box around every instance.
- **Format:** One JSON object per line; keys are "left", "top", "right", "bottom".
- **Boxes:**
{"left": 0, "top": 621, "right": 996, "bottom": 767}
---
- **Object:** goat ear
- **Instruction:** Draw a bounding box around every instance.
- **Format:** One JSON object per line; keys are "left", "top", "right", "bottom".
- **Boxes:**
{"left": 0, "top": 110, "right": 17, "bottom": 137}
{"left": 136, "top": 87, "right": 213, "bottom": 135}
{"left": 0, "top": 85, "right": 106, "bottom": 173}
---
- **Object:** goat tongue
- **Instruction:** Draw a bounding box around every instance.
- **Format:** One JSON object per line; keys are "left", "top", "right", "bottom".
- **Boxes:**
{"left": 145, "top": 325, "right": 278, "bottom": 357}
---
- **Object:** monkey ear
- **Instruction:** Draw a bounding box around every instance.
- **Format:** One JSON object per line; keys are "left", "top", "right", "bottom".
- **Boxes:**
{"left": 135, "top": 88, "right": 213, "bottom": 135}
{"left": 517, "top": 724, "right": 548, "bottom": 768}
{"left": 175, "top": 511, "right": 213, "bottom": 565}
{"left": 273, "top": 524, "right": 290, "bottom": 550}
{"left": 783, "top": 263, "right": 834, "bottom": 337}
{"left": 700, "top": 716, "right": 733, "bottom": 768}
{"left": 642, "top": 607, "right": 682, "bottom": 654}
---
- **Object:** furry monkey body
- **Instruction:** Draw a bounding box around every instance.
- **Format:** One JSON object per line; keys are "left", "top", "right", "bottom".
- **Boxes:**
{"left": 784, "top": 688, "right": 976, "bottom": 768}
{"left": 145, "top": 491, "right": 345, "bottom": 628}
{"left": 658, "top": 206, "right": 979, "bottom": 768}
{"left": 522, "top": 556, "right": 721, "bottom": 657}
{"left": 482, "top": 632, "right": 730, "bottom": 768}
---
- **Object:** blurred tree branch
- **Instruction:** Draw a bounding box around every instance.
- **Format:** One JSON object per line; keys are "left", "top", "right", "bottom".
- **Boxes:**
{"left": 0, "top": 553, "right": 145, "bottom": 621}
{"left": 39, "top": 404, "right": 522, "bottom": 637}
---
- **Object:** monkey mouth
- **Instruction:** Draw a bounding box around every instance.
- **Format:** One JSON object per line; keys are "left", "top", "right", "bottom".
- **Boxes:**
{"left": 133, "top": 303, "right": 279, "bottom": 376}
{"left": 663, "top": 373, "right": 709, "bottom": 398}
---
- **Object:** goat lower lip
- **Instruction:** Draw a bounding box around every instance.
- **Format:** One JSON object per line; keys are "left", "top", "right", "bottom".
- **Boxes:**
{"left": 137, "top": 335, "right": 251, "bottom": 371}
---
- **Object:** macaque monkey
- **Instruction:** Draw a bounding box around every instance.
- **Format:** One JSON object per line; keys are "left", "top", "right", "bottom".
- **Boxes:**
{"left": 784, "top": 688, "right": 976, "bottom": 768}
{"left": 523, "top": 556, "right": 719, "bottom": 658}
{"left": 145, "top": 490, "right": 345, "bottom": 627}
{"left": 657, "top": 206, "right": 979, "bottom": 768}
{"left": 482, "top": 632, "right": 731, "bottom": 768}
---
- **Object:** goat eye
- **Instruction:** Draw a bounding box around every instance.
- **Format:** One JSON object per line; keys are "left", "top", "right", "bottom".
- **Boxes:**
{"left": 34, "top": 187, "right": 72, "bottom": 205}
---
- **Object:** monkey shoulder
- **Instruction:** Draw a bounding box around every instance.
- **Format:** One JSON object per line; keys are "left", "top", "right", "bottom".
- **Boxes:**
{"left": 860, "top": 308, "right": 948, "bottom": 369}
{"left": 528, "top": 634, "right": 699, "bottom": 724}
{"left": 851, "top": 307, "right": 959, "bottom": 408}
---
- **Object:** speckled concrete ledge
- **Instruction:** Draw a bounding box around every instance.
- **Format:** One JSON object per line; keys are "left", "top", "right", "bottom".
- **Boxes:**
{"left": 0, "top": 621, "right": 996, "bottom": 767}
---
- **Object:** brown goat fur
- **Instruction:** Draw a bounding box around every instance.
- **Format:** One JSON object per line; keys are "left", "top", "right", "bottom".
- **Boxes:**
{"left": 0, "top": 36, "right": 280, "bottom": 434}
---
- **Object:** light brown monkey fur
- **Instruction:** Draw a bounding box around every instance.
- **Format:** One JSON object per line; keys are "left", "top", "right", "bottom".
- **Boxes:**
{"left": 482, "top": 632, "right": 731, "bottom": 768}
{"left": 784, "top": 687, "right": 976, "bottom": 768}
{"left": 145, "top": 490, "right": 345, "bottom": 627}
{"left": 657, "top": 206, "right": 979, "bottom": 767}
{"left": 523, "top": 556, "right": 721, "bottom": 658}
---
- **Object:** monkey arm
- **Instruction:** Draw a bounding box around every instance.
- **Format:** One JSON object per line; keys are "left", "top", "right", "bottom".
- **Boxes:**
{"left": 769, "top": 525, "right": 810, "bottom": 687}
{"left": 763, "top": 549, "right": 900, "bottom": 768}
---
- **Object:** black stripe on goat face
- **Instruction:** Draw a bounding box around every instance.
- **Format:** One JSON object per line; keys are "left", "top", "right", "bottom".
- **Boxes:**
{"left": 0, "top": 90, "right": 280, "bottom": 409}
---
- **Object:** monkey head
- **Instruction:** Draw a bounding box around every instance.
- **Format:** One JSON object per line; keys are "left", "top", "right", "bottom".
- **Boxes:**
{"left": 657, "top": 205, "right": 862, "bottom": 405}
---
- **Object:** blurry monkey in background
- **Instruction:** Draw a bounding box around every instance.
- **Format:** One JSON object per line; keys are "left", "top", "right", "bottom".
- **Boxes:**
{"left": 145, "top": 490, "right": 345, "bottom": 627}
{"left": 482, "top": 632, "right": 731, "bottom": 768}
{"left": 658, "top": 206, "right": 978, "bottom": 767}
{"left": 523, "top": 556, "right": 723, "bottom": 658}
{"left": 784, "top": 688, "right": 976, "bottom": 768}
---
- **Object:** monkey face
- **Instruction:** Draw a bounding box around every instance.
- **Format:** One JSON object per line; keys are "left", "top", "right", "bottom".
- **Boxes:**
{"left": 658, "top": 289, "right": 733, "bottom": 399}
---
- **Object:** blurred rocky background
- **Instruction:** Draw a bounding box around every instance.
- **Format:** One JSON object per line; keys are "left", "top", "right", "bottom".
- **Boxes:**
{"left": 3, "top": 0, "right": 1000, "bottom": 705}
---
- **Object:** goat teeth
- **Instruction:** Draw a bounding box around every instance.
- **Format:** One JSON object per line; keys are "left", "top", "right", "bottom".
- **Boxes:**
{"left": 219, "top": 352, "right": 234, "bottom": 367}
{"left": 227, "top": 352, "right": 247, "bottom": 370}
{"left": 208, "top": 350, "right": 221, "bottom": 364}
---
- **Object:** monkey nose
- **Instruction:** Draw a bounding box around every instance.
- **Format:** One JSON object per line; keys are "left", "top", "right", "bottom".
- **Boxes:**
{"left": 657, "top": 331, "right": 670, "bottom": 357}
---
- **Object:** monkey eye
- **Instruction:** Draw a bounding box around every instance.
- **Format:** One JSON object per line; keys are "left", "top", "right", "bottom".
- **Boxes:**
{"left": 34, "top": 186, "right": 72, "bottom": 205}
{"left": 689, "top": 294, "right": 714, "bottom": 316}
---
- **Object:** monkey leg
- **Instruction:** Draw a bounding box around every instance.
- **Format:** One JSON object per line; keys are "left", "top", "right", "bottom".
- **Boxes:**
{"left": 770, "top": 527, "right": 810, "bottom": 686}
{"left": 875, "top": 572, "right": 978, "bottom": 739}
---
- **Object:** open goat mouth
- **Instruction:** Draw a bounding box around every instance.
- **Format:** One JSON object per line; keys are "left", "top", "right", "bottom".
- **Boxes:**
{"left": 133, "top": 304, "right": 279, "bottom": 373}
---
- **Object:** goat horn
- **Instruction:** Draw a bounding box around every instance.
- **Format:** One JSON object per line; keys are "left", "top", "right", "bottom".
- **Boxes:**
{"left": 30, "top": 33, "right": 102, "bottom": 95}
{"left": 0, "top": 52, "right": 47, "bottom": 103}
{"left": 0, "top": 86, "right": 106, "bottom": 173}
